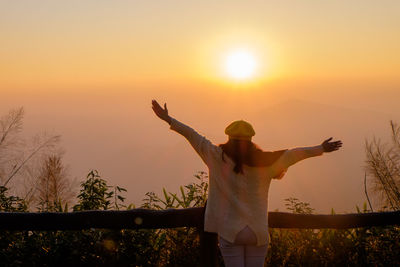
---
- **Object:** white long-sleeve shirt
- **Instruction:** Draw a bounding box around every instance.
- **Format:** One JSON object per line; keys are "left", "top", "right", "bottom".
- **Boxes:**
{"left": 170, "top": 118, "right": 324, "bottom": 246}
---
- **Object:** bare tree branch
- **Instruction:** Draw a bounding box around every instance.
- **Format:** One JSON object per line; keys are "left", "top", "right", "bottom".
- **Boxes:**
{"left": 0, "top": 107, "right": 24, "bottom": 149}
{"left": 3, "top": 135, "right": 60, "bottom": 187}
{"left": 364, "top": 172, "right": 373, "bottom": 212}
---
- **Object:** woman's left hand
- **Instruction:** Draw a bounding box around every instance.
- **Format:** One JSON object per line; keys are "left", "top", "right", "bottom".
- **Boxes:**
{"left": 152, "top": 100, "right": 172, "bottom": 124}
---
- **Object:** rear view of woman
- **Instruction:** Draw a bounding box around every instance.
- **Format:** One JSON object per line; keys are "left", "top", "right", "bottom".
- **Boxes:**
{"left": 151, "top": 100, "right": 342, "bottom": 267}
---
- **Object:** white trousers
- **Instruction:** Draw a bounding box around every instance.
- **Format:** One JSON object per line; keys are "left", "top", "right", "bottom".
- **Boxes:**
{"left": 218, "top": 226, "right": 268, "bottom": 267}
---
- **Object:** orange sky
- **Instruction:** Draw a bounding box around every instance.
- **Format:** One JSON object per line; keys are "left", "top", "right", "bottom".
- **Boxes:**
{"left": 1, "top": 0, "right": 399, "bottom": 90}
{"left": 1, "top": 1, "right": 400, "bottom": 212}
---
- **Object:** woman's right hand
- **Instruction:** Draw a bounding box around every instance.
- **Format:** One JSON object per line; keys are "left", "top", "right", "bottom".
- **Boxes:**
{"left": 152, "top": 100, "right": 172, "bottom": 124}
{"left": 321, "top": 137, "right": 342, "bottom": 152}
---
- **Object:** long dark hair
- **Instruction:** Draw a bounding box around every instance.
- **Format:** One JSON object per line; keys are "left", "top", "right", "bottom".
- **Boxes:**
{"left": 219, "top": 139, "right": 286, "bottom": 174}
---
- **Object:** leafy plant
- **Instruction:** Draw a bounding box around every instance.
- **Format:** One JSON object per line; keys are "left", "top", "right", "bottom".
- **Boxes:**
{"left": 2, "top": 170, "right": 400, "bottom": 266}
{"left": 284, "top": 197, "right": 315, "bottom": 214}
{"left": 73, "top": 170, "right": 126, "bottom": 211}
{"left": 0, "top": 185, "right": 27, "bottom": 212}
{"left": 141, "top": 171, "right": 208, "bottom": 210}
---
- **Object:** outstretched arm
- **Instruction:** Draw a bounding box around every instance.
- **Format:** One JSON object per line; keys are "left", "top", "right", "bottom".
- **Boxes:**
{"left": 151, "top": 100, "right": 219, "bottom": 166}
{"left": 270, "top": 138, "right": 342, "bottom": 178}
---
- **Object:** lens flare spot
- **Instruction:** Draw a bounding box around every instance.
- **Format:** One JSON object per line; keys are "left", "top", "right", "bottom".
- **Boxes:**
{"left": 134, "top": 217, "right": 143, "bottom": 225}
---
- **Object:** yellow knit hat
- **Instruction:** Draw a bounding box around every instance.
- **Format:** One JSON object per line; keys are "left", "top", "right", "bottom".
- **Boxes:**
{"left": 225, "top": 120, "right": 255, "bottom": 141}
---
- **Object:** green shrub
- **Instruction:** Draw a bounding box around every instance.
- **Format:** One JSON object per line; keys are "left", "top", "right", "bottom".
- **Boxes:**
{"left": 1, "top": 171, "right": 400, "bottom": 266}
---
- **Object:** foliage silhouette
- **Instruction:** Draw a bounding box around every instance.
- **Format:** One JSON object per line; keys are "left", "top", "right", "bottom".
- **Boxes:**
{"left": 366, "top": 120, "right": 400, "bottom": 210}
{"left": 0, "top": 171, "right": 400, "bottom": 266}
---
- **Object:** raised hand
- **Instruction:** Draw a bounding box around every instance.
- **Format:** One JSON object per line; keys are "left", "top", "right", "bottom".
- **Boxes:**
{"left": 152, "top": 100, "right": 172, "bottom": 124}
{"left": 321, "top": 137, "right": 342, "bottom": 152}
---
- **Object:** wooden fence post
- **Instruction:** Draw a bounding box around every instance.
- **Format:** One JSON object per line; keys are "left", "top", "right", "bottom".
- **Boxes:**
{"left": 198, "top": 227, "right": 219, "bottom": 267}
{"left": 198, "top": 202, "right": 219, "bottom": 267}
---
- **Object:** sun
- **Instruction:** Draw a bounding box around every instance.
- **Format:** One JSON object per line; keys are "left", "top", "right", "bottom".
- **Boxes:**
{"left": 224, "top": 49, "right": 257, "bottom": 80}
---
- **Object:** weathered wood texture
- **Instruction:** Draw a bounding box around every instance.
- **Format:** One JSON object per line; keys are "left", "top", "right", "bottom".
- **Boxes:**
{"left": 0, "top": 208, "right": 400, "bottom": 230}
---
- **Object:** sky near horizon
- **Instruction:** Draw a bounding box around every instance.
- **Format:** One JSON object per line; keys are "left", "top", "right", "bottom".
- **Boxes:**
{"left": 1, "top": 0, "right": 400, "bottom": 90}
{"left": 1, "top": 1, "right": 400, "bottom": 212}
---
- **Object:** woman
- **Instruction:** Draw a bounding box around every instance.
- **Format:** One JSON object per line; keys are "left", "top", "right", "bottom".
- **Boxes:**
{"left": 151, "top": 100, "right": 342, "bottom": 267}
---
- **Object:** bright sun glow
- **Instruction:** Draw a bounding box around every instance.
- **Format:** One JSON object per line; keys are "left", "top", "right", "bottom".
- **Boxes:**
{"left": 224, "top": 49, "right": 257, "bottom": 80}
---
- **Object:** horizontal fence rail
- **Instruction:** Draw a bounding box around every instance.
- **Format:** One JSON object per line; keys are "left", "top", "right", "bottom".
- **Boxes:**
{"left": 0, "top": 208, "right": 203, "bottom": 231}
{"left": 1, "top": 208, "right": 400, "bottom": 267}
{"left": 268, "top": 211, "right": 400, "bottom": 229}
{"left": 1, "top": 208, "right": 400, "bottom": 230}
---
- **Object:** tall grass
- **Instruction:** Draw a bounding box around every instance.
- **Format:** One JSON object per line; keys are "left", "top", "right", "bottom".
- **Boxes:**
{"left": 1, "top": 171, "right": 399, "bottom": 266}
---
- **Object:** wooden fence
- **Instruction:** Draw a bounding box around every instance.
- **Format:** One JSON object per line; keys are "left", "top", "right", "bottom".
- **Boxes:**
{"left": 1, "top": 208, "right": 400, "bottom": 266}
